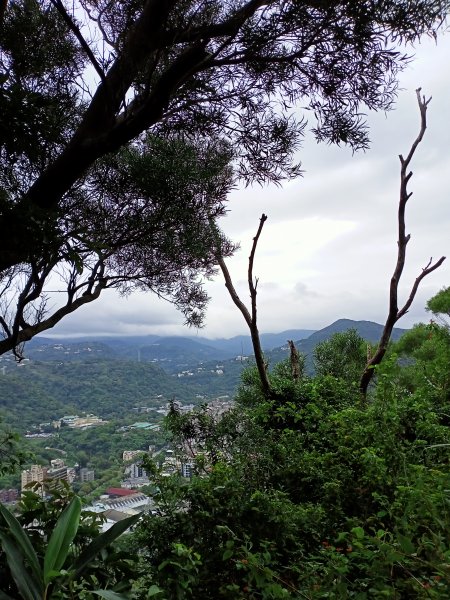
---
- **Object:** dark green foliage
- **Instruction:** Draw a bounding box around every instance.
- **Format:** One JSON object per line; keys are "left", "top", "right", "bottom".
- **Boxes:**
{"left": 132, "top": 327, "right": 450, "bottom": 598}
{"left": 427, "top": 286, "right": 450, "bottom": 328}
{"left": 0, "top": 419, "right": 29, "bottom": 476}
{"left": 389, "top": 323, "right": 450, "bottom": 407}
{"left": 0, "top": 0, "right": 81, "bottom": 167}
{"left": 0, "top": 485, "right": 139, "bottom": 599}
{"left": 313, "top": 328, "right": 368, "bottom": 384}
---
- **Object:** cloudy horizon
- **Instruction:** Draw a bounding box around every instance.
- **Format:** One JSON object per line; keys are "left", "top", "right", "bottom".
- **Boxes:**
{"left": 44, "top": 33, "right": 450, "bottom": 341}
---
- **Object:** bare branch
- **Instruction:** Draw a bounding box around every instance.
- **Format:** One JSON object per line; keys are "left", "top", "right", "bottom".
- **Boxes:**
{"left": 49, "top": 0, "right": 107, "bottom": 86}
{"left": 0, "top": 315, "right": 11, "bottom": 337}
{"left": 396, "top": 256, "right": 446, "bottom": 320}
{"left": 216, "top": 214, "right": 272, "bottom": 397}
{"left": 360, "top": 90, "right": 446, "bottom": 398}
{"left": 288, "top": 340, "right": 301, "bottom": 382}
{"left": 249, "top": 214, "right": 267, "bottom": 326}
{"left": 216, "top": 255, "right": 252, "bottom": 331}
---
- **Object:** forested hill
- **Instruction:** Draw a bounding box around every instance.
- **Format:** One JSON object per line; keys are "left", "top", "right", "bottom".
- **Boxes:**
{"left": 266, "top": 319, "right": 408, "bottom": 369}
{"left": 0, "top": 320, "right": 408, "bottom": 432}
{"left": 0, "top": 359, "right": 196, "bottom": 431}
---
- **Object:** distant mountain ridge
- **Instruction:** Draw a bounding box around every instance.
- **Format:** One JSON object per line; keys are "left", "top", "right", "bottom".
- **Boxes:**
{"left": 267, "top": 319, "right": 408, "bottom": 370}
{"left": 21, "top": 320, "right": 407, "bottom": 367}
{"left": 298, "top": 319, "right": 406, "bottom": 345}
{"left": 0, "top": 319, "right": 411, "bottom": 432}
{"left": 18, "top": 319, "right": 409, "bottom": 377}
{"left": 24, "top": 329, "right": 316, "bottom": 364}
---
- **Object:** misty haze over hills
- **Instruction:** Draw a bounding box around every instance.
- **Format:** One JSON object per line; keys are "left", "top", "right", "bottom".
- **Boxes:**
{"left": 0, "top": 319, "right": 409, "bottom": 432}
{"left": 21, "top": 318, "right": 407, "bottom": 366}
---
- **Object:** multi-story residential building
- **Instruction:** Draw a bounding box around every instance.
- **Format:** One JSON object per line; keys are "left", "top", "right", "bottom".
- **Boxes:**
{"left": 21, "top": 465, "right": 49, "bottom": 495}
{"left": 79, "top": 467, "right": 95, "bottom": 482}
{"left": 181, "top": 462, "right": 194, "bottom": 478}
{"left": 124, "top": 462, "right": 147, "bottom": 479}
{"left": 46, "top": 459, "right": 70, "bottom": 490}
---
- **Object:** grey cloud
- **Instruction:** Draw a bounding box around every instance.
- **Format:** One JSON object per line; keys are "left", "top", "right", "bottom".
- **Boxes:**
{"left": 41, "top": 37, "right": 450, "bottom": 341}
{"left": 293, "top": 281, "right": 320, "bottom": 299}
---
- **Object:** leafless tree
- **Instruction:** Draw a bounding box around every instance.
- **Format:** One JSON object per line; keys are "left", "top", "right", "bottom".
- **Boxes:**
{"left": 359, "top": 89, "right": 446, "bottom": 398}
{"left": 216, "top": 214, "right": 272, "bottom": 398}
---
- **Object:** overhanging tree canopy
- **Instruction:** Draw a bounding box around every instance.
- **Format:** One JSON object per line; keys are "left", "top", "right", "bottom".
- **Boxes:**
{"left": 0, "top": 0, "right": 448, "bottom": 354}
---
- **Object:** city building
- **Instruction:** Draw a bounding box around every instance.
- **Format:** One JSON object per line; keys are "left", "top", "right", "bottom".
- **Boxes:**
{"left": 181, "top": 462, "right": 194, "bottom": 478}
{"left": 87, "top": 492, "right": 152, "bottom": 532}
{"left": 46, "top": 459, "right": 70, "bottom": 489}
{"left": 21, "top": 465, "right": 49, "bottom": 495}
{"left": 79, "top": 467, "right": 95, "bottom": 482}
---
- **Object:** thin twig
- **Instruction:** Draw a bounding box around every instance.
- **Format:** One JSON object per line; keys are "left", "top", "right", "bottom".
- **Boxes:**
{"left": 50, "top": 0, "right": 107, "bottom": 86}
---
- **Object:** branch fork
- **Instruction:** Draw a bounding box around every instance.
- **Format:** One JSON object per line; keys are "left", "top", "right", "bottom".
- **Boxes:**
{"left": 360, "top": 89, "right": 445, "bottom": 397}
{"left": 216, "top": 213, "right": 272, "bottom": 397}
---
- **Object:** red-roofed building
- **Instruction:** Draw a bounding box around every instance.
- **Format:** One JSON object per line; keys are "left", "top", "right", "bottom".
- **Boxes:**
{"left": 106, "top": 487, "right": 138, "bottom": 498}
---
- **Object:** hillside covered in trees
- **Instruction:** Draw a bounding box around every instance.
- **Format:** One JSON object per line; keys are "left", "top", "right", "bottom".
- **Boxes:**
{"left": 0, "top": 319, "right": 407, "bottom": 432}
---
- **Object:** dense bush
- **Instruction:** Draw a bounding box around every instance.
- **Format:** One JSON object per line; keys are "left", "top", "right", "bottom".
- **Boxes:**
{"left": 2, "top": 327, "right": 449, "bottom": 598}
{"left": 132, "top": 329, "right": 450, "bottom": 599}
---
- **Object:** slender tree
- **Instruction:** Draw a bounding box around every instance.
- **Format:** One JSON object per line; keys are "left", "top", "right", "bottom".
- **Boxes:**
{"left": 216, "top": 214, "right": 272, "bottom": 397}
{"left": 359, "top": 90, "right": 446, "bottom": 398}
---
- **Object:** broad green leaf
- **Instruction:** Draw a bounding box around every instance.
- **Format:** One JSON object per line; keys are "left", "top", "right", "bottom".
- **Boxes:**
{"left": 44, "top": 569, "right": 63, "bottom": 582}
{"left": 0, "top": 503, "right": 41, "bottom": 580}
{"left": 351, "top": 526, "right": 365, "bottom": 540}
{"left": 0, "top": 533, "right": 42, "bottom": 600}
{"left": 44, "top": 496, "right": 81, "bottom": 584}
{"left": 92, "top": 591, "right": 130, "bottom": 599}
{"left": 147, "top": 585, "right": 164, "bottom": 597}
{"left": 73, "top": 512, "right": 140, "bottom": 578}
{"left": 222, "top": 548, "right": 233, "bottom": 560}
{"left": 396, "top": 533, "right": 415, "bottom": 555}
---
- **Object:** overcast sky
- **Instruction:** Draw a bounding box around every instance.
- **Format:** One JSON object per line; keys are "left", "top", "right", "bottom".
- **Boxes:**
{"left": 49, "top": 33, "right": 450, "bottom": 340}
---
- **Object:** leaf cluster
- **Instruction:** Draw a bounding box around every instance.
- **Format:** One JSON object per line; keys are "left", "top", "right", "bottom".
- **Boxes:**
{"left": 0, "top": 486, "right": 139, "bottom": 599}
{"left": 131, "top": 326, "right": 450, "bottom": 598}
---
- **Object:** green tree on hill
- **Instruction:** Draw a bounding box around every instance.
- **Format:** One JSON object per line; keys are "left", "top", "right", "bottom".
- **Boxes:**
{"left": 313, "top": 328, "right": 367, "bottom": 385}
{"left": 427, "top": 286, "right": 450, "bottom": 328}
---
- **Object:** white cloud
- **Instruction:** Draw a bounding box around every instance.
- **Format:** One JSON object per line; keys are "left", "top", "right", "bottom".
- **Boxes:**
{"left": 48, "top": 34, "right": 450, "bottom": 340}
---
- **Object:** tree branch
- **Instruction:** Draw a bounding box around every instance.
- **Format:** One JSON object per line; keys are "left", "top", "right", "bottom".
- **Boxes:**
{"left": 288, "top": 340, "right": 301, "bottom": 382}
{"left": 0, "top": 277, "right": 108, "bottom": 356}
{"left": 216, "top": 214, "right": 272, "bottom": 397}
{"left": 49, "top": 0, "right": 107, "bottom": 86}
{"left": 163, "top": 0, "right": 272, "bottom": 46}
{"left": 360, "top": 89, "right": 446, "bottom": 398}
